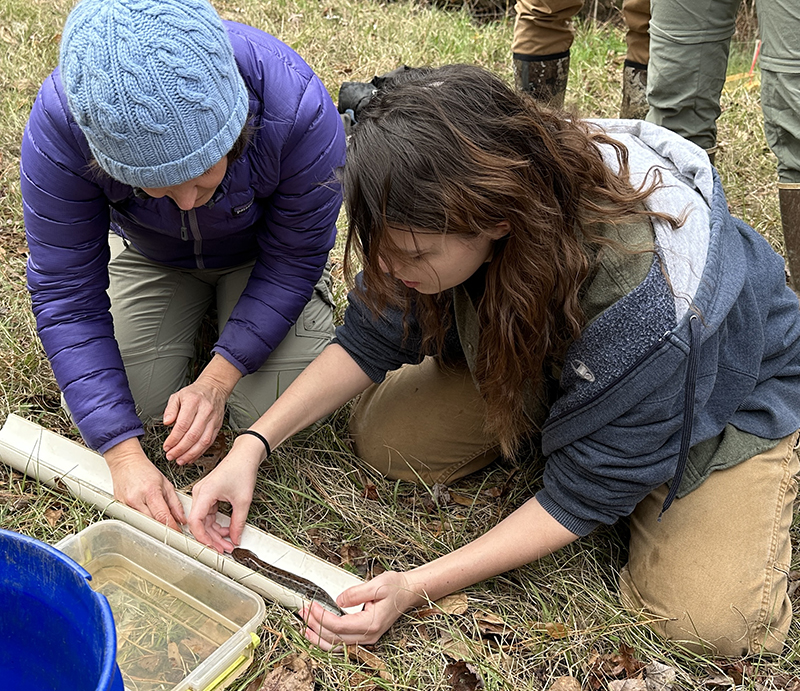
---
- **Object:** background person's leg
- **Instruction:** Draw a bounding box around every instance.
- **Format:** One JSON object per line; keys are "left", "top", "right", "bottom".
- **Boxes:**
{"left": 619, "top": 432, "right": 799, "bottom": 655}
{"left": 756, "top": 0, "right": 800, "bottom": 284}
{"left": 620, "top": 0, "right": 650, "bottom": 119}
{"left": 349, "top": 356, "right": 501, "bottom": 484}
{"left": 108, "top": 243, "right": 215, "bottom": 421}
{"left": 217, "top": 264, "right": 336, "bottom": 429}
{"left": 512, "top": 0, "right": 583, "bottom": 107}
{"left": 646, "top": 0, "right": 741, "bottom": 157}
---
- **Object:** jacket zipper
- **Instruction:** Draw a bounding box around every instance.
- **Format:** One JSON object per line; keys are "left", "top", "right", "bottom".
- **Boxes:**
{"left": 180, "top": 211, "right": 188, "bottom": 241}
{"left": 187, "top": 209, "right": 205, "bottom": 269}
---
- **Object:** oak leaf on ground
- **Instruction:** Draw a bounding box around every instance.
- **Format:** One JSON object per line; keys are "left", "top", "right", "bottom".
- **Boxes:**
{"left": 258, "top": 653, "right": 314, "bottom": 691}
{"left": 445, "top": 660, "right": 484, "bottom": 691}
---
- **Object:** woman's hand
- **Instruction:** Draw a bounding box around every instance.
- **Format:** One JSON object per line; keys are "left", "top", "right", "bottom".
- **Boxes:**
{"left": 187, "top": 434, "right": 264, "bottom": 552}
{"left": 301, "top": 497, "right": 581, "bottom": 651}
{"left": 163, "top": 354, "right": 242, "bottom": 465}
{"left": 300, "top": 571, "right": 427, "bottom": 650}
{"left": 105, "top": 438, "right": 186, "bottom": 529}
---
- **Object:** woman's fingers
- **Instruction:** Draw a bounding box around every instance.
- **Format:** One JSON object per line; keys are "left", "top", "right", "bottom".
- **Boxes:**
{"left": 163, "top": 386, "right": 225, "bottom": 463}
{"left": 142, "top": 486, "right": 182, "bottom": 530}
{"left": 300, "top": 603, "right": 385, "bottom": 648}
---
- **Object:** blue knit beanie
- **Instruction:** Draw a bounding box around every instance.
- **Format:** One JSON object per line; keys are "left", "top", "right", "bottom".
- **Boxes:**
{"left": 59, "top": 0, "right": 248, "bottom": 188}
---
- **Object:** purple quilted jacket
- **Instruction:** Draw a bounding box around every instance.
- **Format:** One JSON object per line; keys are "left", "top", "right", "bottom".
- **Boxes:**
{"left": 20, "top": 21, "right": 345, "bottom": 453}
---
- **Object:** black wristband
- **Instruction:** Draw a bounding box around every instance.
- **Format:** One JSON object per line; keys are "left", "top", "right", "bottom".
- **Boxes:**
{"left": 239, "top": 429, "right": 272, "bottom": 458}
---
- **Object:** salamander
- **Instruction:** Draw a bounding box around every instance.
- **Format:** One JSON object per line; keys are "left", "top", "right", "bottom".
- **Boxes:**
{"left": 230, "top": 547, "right": 346, "bottom": 616}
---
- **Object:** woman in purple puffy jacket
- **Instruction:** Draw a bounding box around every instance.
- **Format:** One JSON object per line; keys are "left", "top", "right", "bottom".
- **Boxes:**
{"left": 20, "top": 0, "right": 345, "bottom": 527}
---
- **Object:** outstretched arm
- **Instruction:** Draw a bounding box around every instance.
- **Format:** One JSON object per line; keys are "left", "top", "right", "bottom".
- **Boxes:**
{"left": 301, "top": 497, "right": 579, "bottom": 650}
{"left": 187, "top": 344, "right": 373, "bottom": 551}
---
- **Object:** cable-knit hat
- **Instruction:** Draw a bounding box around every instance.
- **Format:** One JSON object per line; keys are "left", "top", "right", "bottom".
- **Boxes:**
{"left": 59, "top": 0, "right": 248, "bottom": 188}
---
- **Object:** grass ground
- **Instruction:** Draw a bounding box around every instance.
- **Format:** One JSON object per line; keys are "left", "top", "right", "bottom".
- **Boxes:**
{"left": 0, "top": 0, "right": 797, "bottom": 689}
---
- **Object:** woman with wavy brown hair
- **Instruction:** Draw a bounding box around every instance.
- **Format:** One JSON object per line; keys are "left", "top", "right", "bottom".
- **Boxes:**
{"left": 189, "top": 64, "right": 800, "bottom": 657}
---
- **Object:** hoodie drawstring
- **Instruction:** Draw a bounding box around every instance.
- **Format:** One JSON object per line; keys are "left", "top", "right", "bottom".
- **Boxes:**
{"left": 659, "top": 313, "right": 701, "bottom": 519}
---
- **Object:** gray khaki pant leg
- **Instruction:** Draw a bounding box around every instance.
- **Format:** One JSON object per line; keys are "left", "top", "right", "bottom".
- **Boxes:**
{"left": 108, "top": 241, "right": 216, "bottom": 421}
{"left": 109, "top": 235, "right": 335, "bottom": 427}
{"left": 218, "top": 264, "right": 336, "bottom": 429}
{"left": 646, "top": 0, "right": 741, "bottom": 152}
{"left": 757, "top": 0, "right": 800, "bottom": 184}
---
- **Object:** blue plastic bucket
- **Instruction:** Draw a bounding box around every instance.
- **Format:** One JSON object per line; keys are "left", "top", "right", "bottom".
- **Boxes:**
{"left": 0, "top": 528, "right": 123, "bottom": 691}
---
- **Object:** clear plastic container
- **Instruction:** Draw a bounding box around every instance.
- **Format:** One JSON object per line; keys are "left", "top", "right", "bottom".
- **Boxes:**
{"left": 57, "top": 521, "right": 266, "bottom": 691}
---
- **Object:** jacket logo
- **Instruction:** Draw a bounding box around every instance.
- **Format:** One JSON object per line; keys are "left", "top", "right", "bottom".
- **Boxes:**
{"left": 232, "top": 199, "right": 254, "bottom": 216}
{"left": 571, "top": 360, "right": 595, "bottom": 382}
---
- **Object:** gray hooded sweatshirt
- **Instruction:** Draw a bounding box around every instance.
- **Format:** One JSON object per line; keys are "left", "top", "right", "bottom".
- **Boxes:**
{"left": 334, "top": 121, "right": 800, "bottom": 536}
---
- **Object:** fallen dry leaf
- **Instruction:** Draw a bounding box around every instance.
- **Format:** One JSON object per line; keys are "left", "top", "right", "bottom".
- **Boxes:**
{"left": 609, "top": 681, "right": 646, "bottom": 691}
{"left": 417, "top": 592, "right": 469, "bottom": 617}
{"left": 482, "top": 467, "right": 520, "bottom": 500}
{"left": 445, "top": 660, "right": 484, "bottom": 691}
{"left": 644, "top": 661, "right": 677, "bottom": 691}
{"left": 439, "top": 633, "right": 474, "bottom": 660}
{"left": 167, "top": 641, "right": 182, "bottom": 669}
{"left": 423, "top": 483, "right": 452, "bottom": 512}
{"left": 701, "top": 672, "right": 735, "bottom": 688}
{"left": 474, "top": 610, "right": 508, "bottom": 638}
{"left": 587, "top": 643, "right": 645, "bottom": 690}
{"left": 618, "top": 642, "right": 643, "bottom": 677}
{"left": 44, "top": 507, "right": 63, "bottom": 528}
{"left": 547, "top": 677, "right": 581, "bottom": 691}
{"left": 362, "top": 483, "right": 379, "bottom": 501}
{"left": 449, "top": 491, "right": 484, "bottom": 507}
{"left": 772, "top": 674, "right": 800, "bottom": 691}
{"left": 259, "top": 653, "right": 314, "bottom": 691}
{"left": 347, "top": 645, "right": 394, "bottom": 683}
{"left": 347, "top": 670, "right": 379, "bottom": 691}
{"left": 243, "top": 672, "right": 266, "bottom": 691}
{"left": 544, "top": 622, "right": 569, "bottom": 639}
{"left": 196, "top": 429, "right": 228, "bottom": 471}
{"left": 370, "top": 560, "right": 386, "bottom": 578}
{"left": 339, "top": 544, "right": 369, "bottom": 578}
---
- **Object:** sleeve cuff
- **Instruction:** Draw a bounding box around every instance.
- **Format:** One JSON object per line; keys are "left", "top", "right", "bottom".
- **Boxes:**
{"left": 330, "top": 337, "right": 387, "bottom": 383}
{"left": 96, "top": 428, "right": 145, "bottom": 455}
{"left": 535, "top": 488, "right": 600, "bottom": 537}
{"left": 212, "top": 346, "right": 250, "bottom": 377}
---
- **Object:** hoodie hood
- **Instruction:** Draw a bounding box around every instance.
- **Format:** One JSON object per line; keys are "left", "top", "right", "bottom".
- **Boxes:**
{"left": 592, "top": 118, "right": 714, "bottom": 322}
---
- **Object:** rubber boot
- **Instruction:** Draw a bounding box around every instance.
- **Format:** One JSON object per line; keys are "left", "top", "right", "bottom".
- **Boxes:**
{"left": 779, "top": 185, "right": 800, "bottom": 290}
{"left": 619, "top": 60, "right": 648, "bottom": 120}
{"left": 513, "top": 52, "right": 570, "bottom": 109}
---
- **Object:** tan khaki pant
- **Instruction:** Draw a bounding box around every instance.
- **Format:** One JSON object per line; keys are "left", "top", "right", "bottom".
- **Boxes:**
{"left": 513, "top": 0, "right": 650, "bottom": 65}
{"left": 107, "top": 235, "right": 335, "bottom": 428}
{"left": 350, "top": 357, "right": 799, "bottom": 655}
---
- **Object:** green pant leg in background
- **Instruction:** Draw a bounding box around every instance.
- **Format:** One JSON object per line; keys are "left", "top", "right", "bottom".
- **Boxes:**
{"left": 757, "top": 0, "right": 800, "bottom": 184}
{"left": 646, "top": 0, "right": 741, "bottom": 153}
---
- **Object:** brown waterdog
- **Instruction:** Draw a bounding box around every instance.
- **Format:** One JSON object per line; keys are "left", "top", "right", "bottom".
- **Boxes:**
{"left": 230, "top": 547, "right": 346, "bottom": 616}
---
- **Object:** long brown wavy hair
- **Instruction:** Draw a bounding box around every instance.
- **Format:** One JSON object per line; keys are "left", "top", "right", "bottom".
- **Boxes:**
{"left": 343, "top": 64, "right": 671, "bottom": 456}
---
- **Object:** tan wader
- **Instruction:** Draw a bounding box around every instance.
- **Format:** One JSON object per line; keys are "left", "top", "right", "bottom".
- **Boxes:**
{"left": 350, "top": 356, "right": 799, "bottom": 656}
